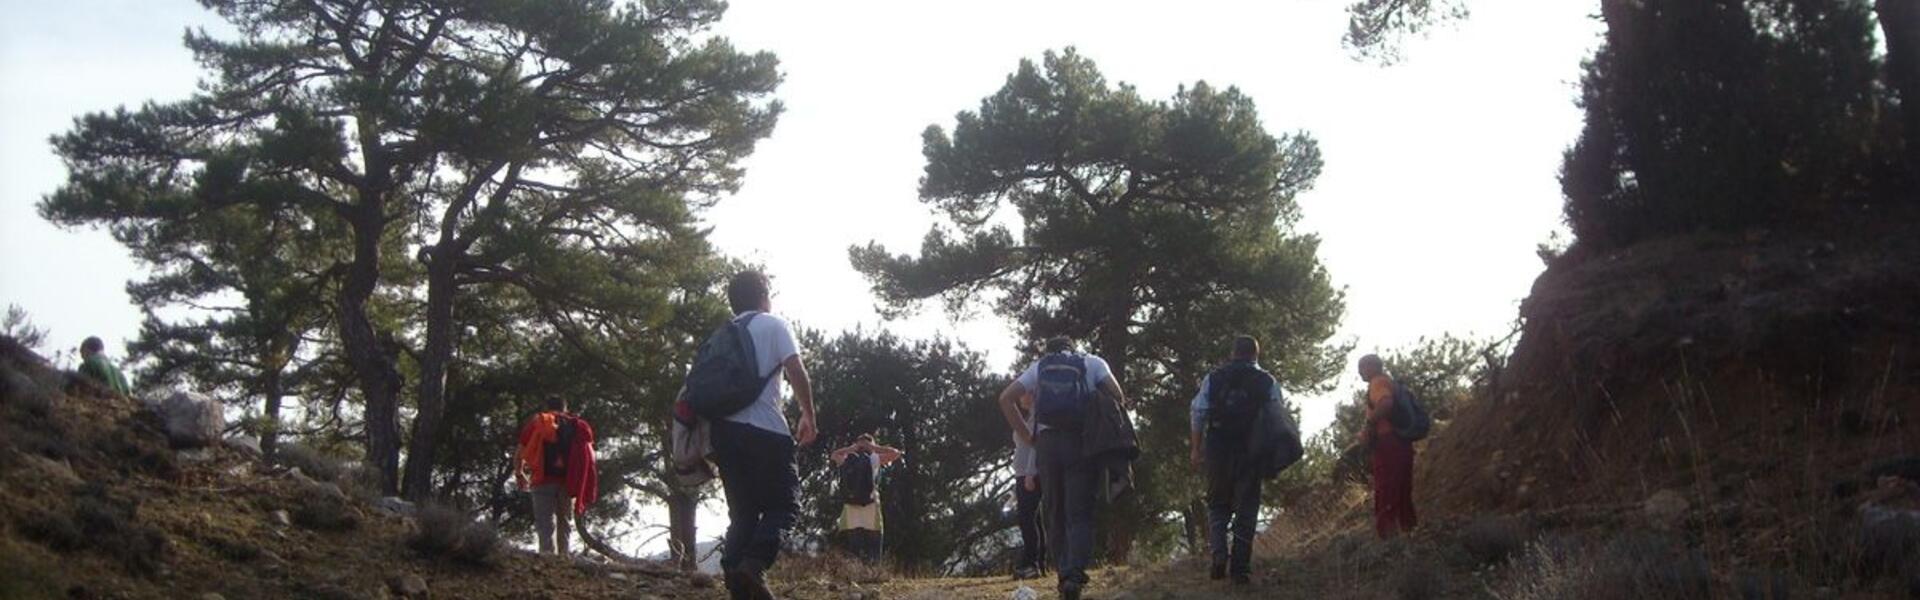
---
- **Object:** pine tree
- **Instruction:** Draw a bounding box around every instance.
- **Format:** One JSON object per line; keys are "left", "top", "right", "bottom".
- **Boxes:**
{"left": 851, "top": 49, "right": 1346, "bottom": 559}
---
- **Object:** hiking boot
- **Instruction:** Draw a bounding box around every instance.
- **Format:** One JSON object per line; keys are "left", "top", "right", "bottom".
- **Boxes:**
{"left": 1231, "top": 573, "right": 1252, "bottom": 586}
{"left": 1209, "top": 562, "right": 1227, "bottom": 581}
{"left": 726, "top": 558, "right": 776, "bottom": 600}
{"left": 1058, "top": 580, "right": 1084, "bottom": 600}
{"left": 1013, "top": 566, "right": 1041, "bottom": 580}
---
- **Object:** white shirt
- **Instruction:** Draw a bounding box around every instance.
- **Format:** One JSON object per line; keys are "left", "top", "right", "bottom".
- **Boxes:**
{"left": 720, "top": 311, "right": 801, "bottom": 436}
{"left": 1015, "top": 352, "right": 1114, "bottom": 432}
{"left": 1012, "top": 414, "right": 1039, "bottom": 477}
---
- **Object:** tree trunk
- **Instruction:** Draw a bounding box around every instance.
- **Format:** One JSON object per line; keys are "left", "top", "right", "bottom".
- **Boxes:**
{"left": 1881, "top": 0, "right": 1920, "bottom": 172}
{"left": 402, "top": 252, "right": 458, "bottom": 501}
{"left": 667, "top": 487, "right": 700, "bottom": 571}
{"left": 261, "top": 355, "right": 284, "bottom": 459}
{"left": 339, "top": 204, "right": 403, "bottom": 496}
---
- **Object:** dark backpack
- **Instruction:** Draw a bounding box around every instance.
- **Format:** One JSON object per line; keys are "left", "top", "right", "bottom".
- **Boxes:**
{"left": 1205, "top": 362, "right": 1271, "bottom": 446}
{"left": 1389, "top": 381, "right": 1433, "bottom": 441}
{"left": 1031, "top": 353, "right": 1092, "bottom": 430}
{"left": 683, "top": 313, "right": 780, "bottom": 420}
{"left": 543, "top": 413, "right": 578, "bottom": 478}
{"left": 839, "top": 452, "right": 876, "bottom": 506}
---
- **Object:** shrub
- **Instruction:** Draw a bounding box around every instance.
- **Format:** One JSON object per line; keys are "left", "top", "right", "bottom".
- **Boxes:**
{"left": 69, "top": 490, "right": 170, "bottom": 577}
{"left": 409, "top": 504, "right": 501, "bottom": 567}
{"left": 1393, "top": 555, "right": 1444, "bottom": 600}
{"left": 16, "top": 509, "right": 84, "bottom": 552}
{"left": 1460, "top": 515, "right": 1532, "bottom": 565}
{"left": 291, "top": 492, "right": 360, "bottom": 532}
{"left": 274, "top": 443, "right": 344, "bottom": 483}
{"left": 1495, "top": 533, "right": 1710, "bottom": 600}
{"left": 1735, "top": 569, "right": 1791, "bottom": 600}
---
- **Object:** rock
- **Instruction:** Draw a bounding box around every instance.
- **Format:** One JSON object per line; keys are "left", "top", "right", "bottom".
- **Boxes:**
{"left": 289, "top": 468, "right": 347, "bottom": 500}
{"left": 178, "top": 448, "right": 217, "bottom": 464}
{"left": 270, "top": 510, "right": 292, "bottom": 527}
{"left": 688, "top": 573, "right": 716, "bottom": 589}
{"left": 388, "top": 574, "right": 429, "bottom": 599}
{"left": 153, "top": 390, "right": 225, "bottom": 449}
{"left": 1010, "top": 586, "right": 1038, "bottom": 600}
{"left": 1645, "top": 489, "right": 1690, "bottom": 530}
{"left": 609, "top": 572, "right": 629, "bottom": 582}
{"left": 375, "top": 496, "right": 416, "bottom": 515}
{"left": 225, "top": 435, "right": 262, "bottom": 457}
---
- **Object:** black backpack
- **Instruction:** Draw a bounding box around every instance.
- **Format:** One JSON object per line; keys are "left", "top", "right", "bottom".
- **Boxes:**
{"left": 1389, "top": 381, "right": 1433, "bottom": 441}
{"left": 543, "top": 413, "right": 578, "bottom": 478}
{"left": 839, "top": 452, "right": 876, "bottom": 506}
{"left": 1032, "top": 353, "right": 1093, "bottom": 430}
{"left": 1205, "top": 362, "right": 1271, "bottom": 445}
{"left": 684, "top": 313, "right": 780, "bottom": 420}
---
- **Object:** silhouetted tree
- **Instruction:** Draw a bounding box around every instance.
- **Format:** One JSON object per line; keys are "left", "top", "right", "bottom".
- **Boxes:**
{"left": 39, "top": 0, "right": 780, "bottom": 498}
{"left": 792, "top": 331, "right": 1012, "bottom": 573}
{"left": 851, "top": 49, "right": 1346, "bottom": 561}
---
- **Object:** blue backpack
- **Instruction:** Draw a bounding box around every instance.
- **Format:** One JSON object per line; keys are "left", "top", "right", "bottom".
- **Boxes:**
{"left": 683, "top": 313, "right": 780, "bottom": 420}
{"left": 1032, "top": 353, "right": 1092, "bottom": 430}
{"left": 1389, "top": 381, "right": 1433, "bottom": 441}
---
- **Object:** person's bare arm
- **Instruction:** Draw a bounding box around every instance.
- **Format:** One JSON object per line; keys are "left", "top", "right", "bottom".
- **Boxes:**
{"left": 870, "top": 443, "right": 905, "bottom": 466}
{"left": 999, "top": 380, "right": 1032, "bottom": 446}
{"left": 830, "top": 444, "right": 859, "bottom": 464}
{"left": 785, "top": 354, "right": 817, "bottom": 446}
{"left": 1098, "top": 377, "right": 1129, "bottom": 411}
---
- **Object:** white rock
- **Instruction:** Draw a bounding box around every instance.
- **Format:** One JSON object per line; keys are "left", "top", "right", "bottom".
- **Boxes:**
{"left": 155, "top": 390, "right": 225, "bottom": 448}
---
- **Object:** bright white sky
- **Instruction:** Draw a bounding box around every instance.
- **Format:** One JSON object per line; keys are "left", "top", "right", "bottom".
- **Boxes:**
{"left": 2, "top": 0, "right": 1601, "bottom": 554}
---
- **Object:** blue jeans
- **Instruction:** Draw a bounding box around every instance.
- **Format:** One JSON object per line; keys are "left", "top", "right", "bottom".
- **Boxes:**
{"left": 1037, "top": 429, "right": 1097, "bottom": 586}
{"left": 710, "top": 419, "right": 799, "bottom": 570}
{"left": 1206, "top": 442, "right": 1262, "bottom": 576}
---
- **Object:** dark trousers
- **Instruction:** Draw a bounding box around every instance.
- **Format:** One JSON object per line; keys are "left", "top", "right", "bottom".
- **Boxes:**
{"left": 1015, "top": 477, "right": 1046, "bottom": 572}
{"left": 1037, "top": 429, "right": 1097, "bottom": 586}
{"left": 710, "top": 419, "right": 800, "bottom": 570}
{"left": 1370, "top": 432, "right": 1418, "bottom": 539}
{"left": 1205, "top": 443, "right": 1262, "bottom": 576}
{"left": 841, "top": 527, "right": 883, "bottom": 563}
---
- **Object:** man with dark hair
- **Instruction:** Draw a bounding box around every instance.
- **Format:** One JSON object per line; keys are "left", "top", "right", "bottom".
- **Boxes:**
{"left": 1358, "top": 353, "right": 1417, "bottom": 539}
{"left": 1189, "top": 335, "right": 1283, "bottom": 584}
{"left": 829, "top": 432, "right": 903, "bottom": 564}
{"left": 996, "top": 335, "right": 1129, "bottom": 600}
{"left": 77, "top": 336, "right": 131, "bottom": 396}
{"left": 515, "top": 397, "right": 599, "bottom": 555}
{"left": 712, "top": 269, "right": 817, "bottom": 600}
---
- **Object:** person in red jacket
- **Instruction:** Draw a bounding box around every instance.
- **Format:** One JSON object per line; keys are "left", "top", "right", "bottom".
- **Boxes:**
{"left": 516, "top": 397, "right": 598, "bottom": 555}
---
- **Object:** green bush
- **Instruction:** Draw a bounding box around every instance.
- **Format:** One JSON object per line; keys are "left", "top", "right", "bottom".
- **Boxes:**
{"left": 409, "top": 504, "right": 501, "bottom": 567}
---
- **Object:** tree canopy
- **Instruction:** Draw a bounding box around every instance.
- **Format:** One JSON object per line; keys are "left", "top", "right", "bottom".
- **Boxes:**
{"left": 851, "top": 48, "right": 1347, "bottom": 559}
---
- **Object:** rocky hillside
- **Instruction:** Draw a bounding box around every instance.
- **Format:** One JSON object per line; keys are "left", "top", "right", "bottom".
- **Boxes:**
{"left": 0, "top": 338, "right": 715, "bottom": 600}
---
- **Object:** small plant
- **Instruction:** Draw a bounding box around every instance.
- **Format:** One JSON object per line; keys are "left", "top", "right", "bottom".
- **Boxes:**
{"left": 1459, "top": 515, "right": 1531, "bottom": 565}
{"left": 409, "top": 504, "right": 501, "bottom": 567}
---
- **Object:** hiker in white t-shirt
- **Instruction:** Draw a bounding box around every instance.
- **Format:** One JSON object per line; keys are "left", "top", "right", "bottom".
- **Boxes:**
{"left": 829, "top": 432, "right": 903, "bottom": 564}
{"left": 708, "top": 270, "right": 818, "bottom": 600}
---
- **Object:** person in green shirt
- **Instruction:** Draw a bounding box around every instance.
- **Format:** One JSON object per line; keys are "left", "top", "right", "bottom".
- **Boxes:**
{"left": 78, "top": 336, "right": 131, "bottom": 397}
